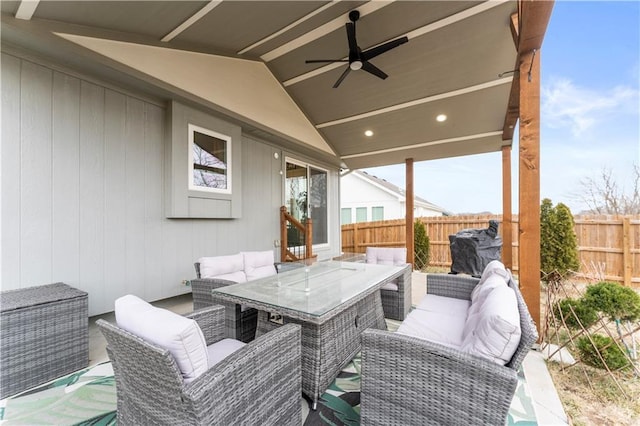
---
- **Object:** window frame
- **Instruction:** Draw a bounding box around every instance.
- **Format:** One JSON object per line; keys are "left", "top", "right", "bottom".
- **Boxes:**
{"left": 187, "top": 123, "right": 232, "bottom": 195}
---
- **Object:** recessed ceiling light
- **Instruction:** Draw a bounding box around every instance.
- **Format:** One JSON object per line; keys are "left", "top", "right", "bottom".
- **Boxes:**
{"left": 364, "top": 130, "right": 374, "bottom": 137}
{"left": 436, "top": 114, "right": 447, "bottom": 122}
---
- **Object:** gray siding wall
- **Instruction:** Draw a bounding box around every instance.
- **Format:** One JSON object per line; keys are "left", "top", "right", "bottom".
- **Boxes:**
{"left": 1, "top": 53, "right": 340, "bottom": 315}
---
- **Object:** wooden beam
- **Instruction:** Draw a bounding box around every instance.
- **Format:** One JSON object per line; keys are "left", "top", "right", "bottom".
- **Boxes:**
{"left": 519, "top": 0, "right": 555, "bottom": 53}
{"left": 405, "top": 158, "right": 415, "bottom": 266}
{"left": 502, "top": 1, "right": 554, "bottom": 141}
{"left": 502, "top": 145, "right": 513, "bottom": 270}
{"left": 518, "top": 48, "right": 541, "bottom": 336}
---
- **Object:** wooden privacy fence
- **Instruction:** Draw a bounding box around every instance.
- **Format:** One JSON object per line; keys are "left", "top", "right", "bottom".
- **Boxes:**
{"left": 341, "top": 214, "right": 640, "bottom": 287}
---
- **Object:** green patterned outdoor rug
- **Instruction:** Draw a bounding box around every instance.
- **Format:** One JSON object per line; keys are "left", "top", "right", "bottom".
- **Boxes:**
{"left": 0, "top": 363, "right": 117, "bottom": 425}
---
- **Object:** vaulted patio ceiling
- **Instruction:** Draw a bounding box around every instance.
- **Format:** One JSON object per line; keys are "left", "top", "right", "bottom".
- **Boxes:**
{"left": 1, "top": 0, "right": 529, "bottom": 169}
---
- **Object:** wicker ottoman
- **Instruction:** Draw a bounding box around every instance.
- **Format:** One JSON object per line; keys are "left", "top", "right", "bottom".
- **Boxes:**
{"left": 0, "top": 282, "right": 89, "bottom": 399}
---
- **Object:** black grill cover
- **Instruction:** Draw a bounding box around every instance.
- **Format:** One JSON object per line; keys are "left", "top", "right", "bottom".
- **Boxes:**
{"left": 449, "top": 220, "right": 502, "bottom": 277}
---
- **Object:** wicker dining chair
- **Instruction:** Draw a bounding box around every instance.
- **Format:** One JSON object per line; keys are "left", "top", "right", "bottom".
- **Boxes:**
{"left": 97, "top": 305, "right": 301, "bottom": 425}
{"left": 191, "top": 262, "right": 258, "bottom": 343}
{"left": 365, "top": 247, "right": 412, "bottom": 320}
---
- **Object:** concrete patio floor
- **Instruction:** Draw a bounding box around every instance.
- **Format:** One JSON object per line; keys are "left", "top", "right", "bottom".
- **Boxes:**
{"left": 87, "top": 271, "right": 569, "bottom": 425}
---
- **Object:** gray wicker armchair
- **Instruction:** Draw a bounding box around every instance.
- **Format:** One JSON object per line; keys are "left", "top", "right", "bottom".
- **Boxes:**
{"left": 360, "top": 273, "right": 538, "bottom": 425}
{"left": 97, "top": 305, "right": 302, "bottom": 425}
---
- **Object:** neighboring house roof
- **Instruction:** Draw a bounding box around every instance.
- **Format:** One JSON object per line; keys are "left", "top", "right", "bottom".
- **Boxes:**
{"left": 348, "top": 170, "right": 451, "bottom": 215}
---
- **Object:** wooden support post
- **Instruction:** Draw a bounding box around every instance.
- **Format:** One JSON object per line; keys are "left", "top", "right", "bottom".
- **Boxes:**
{"left": 622, "top": 216, "right": 631, "bottom": 286}
{"left": 406, "top": 158, "right": 415, "bottom": 266}
{"left": 502, "top": 146, "right": 513, "bottom": 270}
{"left": 280, "top": 206, "right": 287, "bottom": 262}
{"left": 518, "top": 48, "right": 541, "bottom": 335}
{"left": 305, "top": 218, "right": 313, "bottom": 261}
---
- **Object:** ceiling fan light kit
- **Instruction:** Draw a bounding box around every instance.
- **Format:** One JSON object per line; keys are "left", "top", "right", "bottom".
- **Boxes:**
{"left": 305, "top": 9, "right": 408, "bottom": 88}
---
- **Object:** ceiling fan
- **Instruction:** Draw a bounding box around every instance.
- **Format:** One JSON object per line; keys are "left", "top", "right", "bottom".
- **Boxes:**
{"left": 305, "top": 10, "right": 408, "bottom": 88}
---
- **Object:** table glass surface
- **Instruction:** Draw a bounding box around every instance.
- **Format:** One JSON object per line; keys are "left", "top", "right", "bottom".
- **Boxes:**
{"left": 211, "top": 260, "right": 403, "bottom": 317}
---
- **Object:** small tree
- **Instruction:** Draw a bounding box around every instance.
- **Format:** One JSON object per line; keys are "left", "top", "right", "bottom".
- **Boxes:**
{"left": 414, "top": 220, "right": 430, "bottom": 271}
{"left": 577, "top": 164, "right": 640, "bottom": 215}
{"left": 540, "top": 198, "right": 580, "bottom": 282}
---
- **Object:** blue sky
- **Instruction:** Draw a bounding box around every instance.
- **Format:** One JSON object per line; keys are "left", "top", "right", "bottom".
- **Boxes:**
{"left": 363, "top": 1, "right": 640, "bottom": 214}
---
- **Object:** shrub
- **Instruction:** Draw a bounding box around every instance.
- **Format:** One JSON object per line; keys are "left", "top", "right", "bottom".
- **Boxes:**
{"left": 554, "top": 297, "right": 599, "bottom": 329}
{"left": 414, "top": 220, "right": 430, "bottom": 270}
{"left": 540, "top": 198, "right": 580, "bottom": 282}
{"left": 583, "top": 281, "right": 640, "bottom": 322}
{"left": 576, "top": 334, "right": 630, "bottom": 370}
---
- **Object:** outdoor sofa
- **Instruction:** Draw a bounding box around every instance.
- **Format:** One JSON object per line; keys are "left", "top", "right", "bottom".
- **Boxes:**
{"left": 360, "top": 261, "right": 538, "bottom": 425}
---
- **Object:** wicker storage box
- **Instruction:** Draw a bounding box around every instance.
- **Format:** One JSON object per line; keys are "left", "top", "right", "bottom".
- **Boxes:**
{"left": 0, "top": 282, "right": 88, "bottom": 399}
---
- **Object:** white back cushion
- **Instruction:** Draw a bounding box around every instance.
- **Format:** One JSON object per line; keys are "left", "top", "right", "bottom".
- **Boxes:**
{"left": 470, "top": 273, "right": 509, "bottom": 306}
{"left": 115, "top": 295, "right": 209, "bottom": 383}
{"left": 242, "top": 250, "right": 276, "bottom": 281}
{"left": 199, "top": 253, "right": 246, "bottom": 283}
{"left": 477, "top": 260, "right": 509, "bottom": 286}
{"left": 366, "top": 247, "right": 407, "bottom": 266}
{"left": 460, "top": 285, "right": 521, "bottom": 365}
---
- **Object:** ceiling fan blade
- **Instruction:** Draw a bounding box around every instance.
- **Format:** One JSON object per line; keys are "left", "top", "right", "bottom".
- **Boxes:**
{"left": 333, "top": 66, "right": 351, "bottom": 88}
{"left": 362, "top": 36, "right": 408, "bottom": 61}
{"left": 361, "top": 61, "right": 388, "bottom": 80}
{"left": 346, "top": 22, "right": 358, "bottom": 53}
{"left": 305, "top": 59, "right": 349, "bottom": 63}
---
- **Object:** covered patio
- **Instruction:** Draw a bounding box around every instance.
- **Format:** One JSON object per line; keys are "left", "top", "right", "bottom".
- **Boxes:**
{"left": 2, "top": 0, "right": 558, "bottom": 423}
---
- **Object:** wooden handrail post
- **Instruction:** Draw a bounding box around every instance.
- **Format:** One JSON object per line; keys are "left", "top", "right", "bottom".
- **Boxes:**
{"left": 305, "top": 218, "right": 313, "bottom": 261}
{"left": 280, "top": 206, "right": 287, "bottom": 262}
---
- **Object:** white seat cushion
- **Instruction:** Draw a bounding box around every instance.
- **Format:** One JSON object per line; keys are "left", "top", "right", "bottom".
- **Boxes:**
{"left": 460, "top": 285, "right": 521, "bottom": 365}
{"left": 207, "top": 338, "right": 246, "bottom": 367}
{"left": 242, "top": 250, "right": 276, "bottom": 281}
{"left": 415, "top": 294, "right": 471, "bottom": 317}
{"left": 380, "top": 282, "right": 399, "bottom": 291}
{"left": 115, "top": 295, "right": 208, "bottom": 383}
{"left": 199, "top": 254, "right": 247, "bottom": 283}
{"left": 397, "top": 308, "right": 467, "bottom": 348}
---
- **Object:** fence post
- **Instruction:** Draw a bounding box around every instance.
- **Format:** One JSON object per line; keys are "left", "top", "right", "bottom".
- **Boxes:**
{"left": 623, "top": 216, "right": 631, "bottom": 286}
{"left": 353, "top": 223, "right": 359, "bottom": 253}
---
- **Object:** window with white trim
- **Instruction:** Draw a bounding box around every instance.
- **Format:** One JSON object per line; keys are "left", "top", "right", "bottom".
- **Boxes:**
{"left": 188, "top": 124, "right": 231, "bottom": 194}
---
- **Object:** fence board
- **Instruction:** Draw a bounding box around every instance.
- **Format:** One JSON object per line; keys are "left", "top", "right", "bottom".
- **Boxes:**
{"left": 341, "top": 214, "right": 639, "bottom": 286}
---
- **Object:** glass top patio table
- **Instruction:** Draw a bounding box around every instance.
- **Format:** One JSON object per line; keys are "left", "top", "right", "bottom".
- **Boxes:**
{"left": 211, "top": 260, "right": 404, "bottom": 321}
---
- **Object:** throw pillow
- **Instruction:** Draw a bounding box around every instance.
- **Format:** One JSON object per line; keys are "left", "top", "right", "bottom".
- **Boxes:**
{"left": 460, "top": 285, "right": 521, "bottom": 365}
